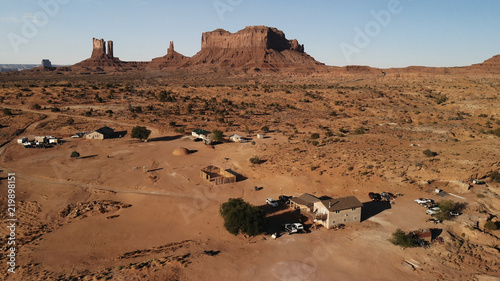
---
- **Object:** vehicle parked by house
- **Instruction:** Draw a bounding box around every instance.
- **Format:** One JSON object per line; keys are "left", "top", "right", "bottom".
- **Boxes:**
{"left": 283, "top": 223, "right": 303, "bottom": 234}
{"left": 369, "top": 192, "right": 382, "bottom": 201}
{"left": 426, "top": 207, "right": 441, "bottom": 215}
{"left": 266, "top": 198, "right": 279, "bottom": 207}
{"left": 415, "top": 198, "right": 434, "bottom": 204}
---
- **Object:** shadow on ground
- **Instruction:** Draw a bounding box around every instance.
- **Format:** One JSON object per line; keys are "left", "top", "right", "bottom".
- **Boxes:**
{"left": 361, "top": 201, "right": 392, "bottom": 222}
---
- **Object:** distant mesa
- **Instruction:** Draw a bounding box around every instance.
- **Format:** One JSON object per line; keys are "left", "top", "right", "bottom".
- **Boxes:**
{"left": 41, "top": 59, "right": 52, "bottom": 68}
{"left": 186, "top": 26, "right": 322, "bottom": 69}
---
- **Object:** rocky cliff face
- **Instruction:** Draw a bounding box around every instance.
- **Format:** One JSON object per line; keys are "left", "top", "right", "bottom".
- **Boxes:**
{"left": 200, "top": 26, "right": 304, "bottom": 53}
{"left": 187, "top": 26, "right": 320, "bottom": 70}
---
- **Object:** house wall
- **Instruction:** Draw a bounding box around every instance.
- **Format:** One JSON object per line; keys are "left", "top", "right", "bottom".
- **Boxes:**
{"left": 326, "top": 208, "right": 361, "bottom": 228}
{"left": 86, "top": 132, "right": 104, "bottom": 140}
{"left": 313, "top": 202, "right": 361, "bottom": 228}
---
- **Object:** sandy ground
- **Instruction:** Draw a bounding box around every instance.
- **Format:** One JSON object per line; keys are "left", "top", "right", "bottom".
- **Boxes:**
{"left": 0, "top": 71, "right": 499, "bottom": 280}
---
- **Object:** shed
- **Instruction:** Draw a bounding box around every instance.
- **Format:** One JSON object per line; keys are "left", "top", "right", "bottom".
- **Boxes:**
{"left": 192, "top": 129, "right": 211, "bottom": 139}
{"left": 34, "top": 136, "right": 47, "bottom": 143}
{"left": 229, "top": 134, "right": 244, "bottom": 143}
{"left": 86, "top": 126, "right": 114, "bottom": 140}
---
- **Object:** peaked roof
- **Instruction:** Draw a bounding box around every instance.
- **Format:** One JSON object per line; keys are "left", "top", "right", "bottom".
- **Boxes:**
{"left": 193, "top": 129, "right": 211, "bottom": 135}
{"left": 319, "top": 196, "right": 363, "bottom": 212}
{"left": 290, "top": 193, "right": 320, "bottom": 206}
{"left": 95, "top": 126, "right": 114, "bottom": 135}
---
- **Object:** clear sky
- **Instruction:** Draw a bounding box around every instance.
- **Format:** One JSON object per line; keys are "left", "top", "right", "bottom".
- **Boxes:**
{"left": 1, "top": 0, "right": 499, "bottom": 68}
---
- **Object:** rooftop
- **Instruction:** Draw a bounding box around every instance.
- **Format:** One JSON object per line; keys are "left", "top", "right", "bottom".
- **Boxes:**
{"left": 320, "top": 196, "right": 363, "bottom": 212}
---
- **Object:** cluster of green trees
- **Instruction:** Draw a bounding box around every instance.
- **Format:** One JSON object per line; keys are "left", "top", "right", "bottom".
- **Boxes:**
{"left": 219, "top": 198, "right": 266, "bottom": 236}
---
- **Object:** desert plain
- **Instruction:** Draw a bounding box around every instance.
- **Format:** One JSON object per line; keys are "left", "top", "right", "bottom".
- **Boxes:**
{"left": 0, "top": 26, "right": 500, "bottom": 281}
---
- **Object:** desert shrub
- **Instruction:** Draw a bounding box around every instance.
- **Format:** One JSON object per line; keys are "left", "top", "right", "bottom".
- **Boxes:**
{"left": 484, "top": 221, "right": 499, "bottom": 231}
{"left": 476, "top": 193, "right": 485, "bottom": 198}
{"left": 311, "top": 141, "right": 319, "bottom": 146}
{"left": 210, "top": 130, "right": 224, "bottom": 142}
{"left": 131, "top": 126, "right": 151, "bottom": 141}
{"left": 32, "top": 103, "right": 41, "bottom": 110}
{"left": 70, "top": 151, "right": 80, "bottom": 158}
{"left": 478, "top": 113, "right": 488, "bottom": 117}
{"left": 261, "top": 126, "right": 269, "bottom": 133}
{"left": 489, "top": 171, "right": 500, "bottom": 183}
{"left": 423, "top": 149, "right": 437, "bottom": 157}
{"left": 310, "top": 133, "right": 320, "bottom": 139}
{"left": 50, "top": 107, "right": 60, "bottom": 112}
{"left": 389, "top": 229, "right": 418, "bottom": 248}
{"left": 219, "top": 198, "right": 266, "bottom": 236}
{"left": 2, "top": 108, "right": 12, "bottom": 116}
{"left": 353, "top": 127, "right": 366, "bottom": 135}
{"left": 66, "top": 118, "right": 74, "bottom": 125}
{"left": 249, "top": 156, "right": 262, "bottom": 164}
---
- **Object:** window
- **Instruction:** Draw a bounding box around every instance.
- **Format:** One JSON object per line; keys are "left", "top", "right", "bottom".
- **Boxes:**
{"left": 354, "top": 216, "right": 357, "bottom": 220}
{"left": 345, "top": 214, "right": 348, "bottom": 216}
{"left": 332, "top": 220, "right": 335, "bottom": 224}
{"left": 352, "top": 208, "right": 356, "bottom": 211}
{"left": 335, "top": 210, "right": 340, "bottom": 214}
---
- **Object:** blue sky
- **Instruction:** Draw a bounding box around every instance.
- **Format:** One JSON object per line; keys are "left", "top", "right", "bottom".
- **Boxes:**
{"left": 1, "top": 0, "right": 499, "bottom": 68}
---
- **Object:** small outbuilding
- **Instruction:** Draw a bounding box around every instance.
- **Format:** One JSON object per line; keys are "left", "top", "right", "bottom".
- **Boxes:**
{"left": 172, "top": 147, "right": 189, "bottom": 156}
{"left": 86, "top": 126, "right": 114, "bottom": 140}
{"left": 192, "top": 129, "right": 211, "bottom": 139}
{"left": 17, "top": 137, "right": 28, "bottom": 144}
{"left": 200, "top": 165, "right": 237, "bottom": 185}
{"left": 229, "top": 134, "right": 244, "bottom": 143}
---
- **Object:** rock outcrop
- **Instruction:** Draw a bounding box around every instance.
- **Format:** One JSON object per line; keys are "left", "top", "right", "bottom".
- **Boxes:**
{"left": 74, "top": 38, "right": 147, "bottom": 70}
{"left": 149, "top": 41, "right": 189, "bottom": 69}
{"left": 186, "top": 26, "right": 322, "bottom": 70}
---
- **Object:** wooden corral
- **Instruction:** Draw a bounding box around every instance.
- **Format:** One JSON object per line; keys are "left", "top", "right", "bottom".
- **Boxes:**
{"left": 200, "top": 165, "right": 237, "bottom": 185}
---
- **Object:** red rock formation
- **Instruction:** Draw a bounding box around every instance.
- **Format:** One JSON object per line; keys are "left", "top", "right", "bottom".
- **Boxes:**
{"left": 107, "top": 40, "right": 114, "bottom": 59}
{"left": 187, "top": 26, "right": 321, "bottom": 70}
{"left": 149, "top": 41, "right": 189, "bottom": 69}
{"left": 91, "top": 38, "right": 106, "bottom": 58}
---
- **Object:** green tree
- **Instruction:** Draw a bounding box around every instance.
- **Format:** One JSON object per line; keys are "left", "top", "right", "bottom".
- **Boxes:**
{"left": 210, "top": 129, "right": 224, "bottom": 142}
{"left": 389, "top": 228, "right": 418, "bottom": 248}
{"left": 131, "top": 126, "right": 151, "bottom": 142}
{"left": 219, "top": 198, "right": 266, "bottom": 236}
{"left": 434, "top": 200, "right": 460, "bottom": 221}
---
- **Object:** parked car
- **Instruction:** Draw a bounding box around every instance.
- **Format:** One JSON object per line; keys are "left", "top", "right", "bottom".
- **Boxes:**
{"left": 266, "top": 198, "right": 279, "bottom": 207}
{"left": 426, "top": 208, "right": 441, "bottom": 215}
{"left": 279, "top": 195, "right": 292, "bottom": 204}
{"left": 369, "top": 192, "right": 382, "bottom": 201}
{"left": 426, "top": 218, "right": 442, "bottom": 224}
{"left": 283, "top": 223, "right": 303, "bottom": 234}
{"left": 449, "top": 211, "right": 461, "bottom": 216}
{"left": 415, "top": 198, "right": 433, "bottom": 204}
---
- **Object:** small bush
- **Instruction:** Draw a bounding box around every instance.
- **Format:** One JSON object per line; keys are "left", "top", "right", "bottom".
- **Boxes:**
{"left": 210, "top": 130, "right": 224, "bottom": 142}
{"left": 249, "top": 156, "right": 262, "bottom": 164}
{"left": 70, "top": 151, "right": 80, "bottom": 158}
{"left": 2, "top": 108, "right": 13, "bottom": 116}
{"left": 261, "top": 126, "right": 269, "bottom": 133}
{"left": 131, "top": 126, "right": 151, "bottom": 141}
{"left": 310, "top": 133, "right": 320, "bottom": 139}
{"left": 484, "top": 221, "right": 499, "bottom": 231}
{"left": 489, "top": 171, "right": 500, "bottom": 183}
{"left": 353, "top": 127, "right": 366, "bottom": 135}
{"left": 423, "top": 149, "right": 438, "bottom": 157}
{"left": 476, "top": 193, "right": 485, "bottom": 198}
